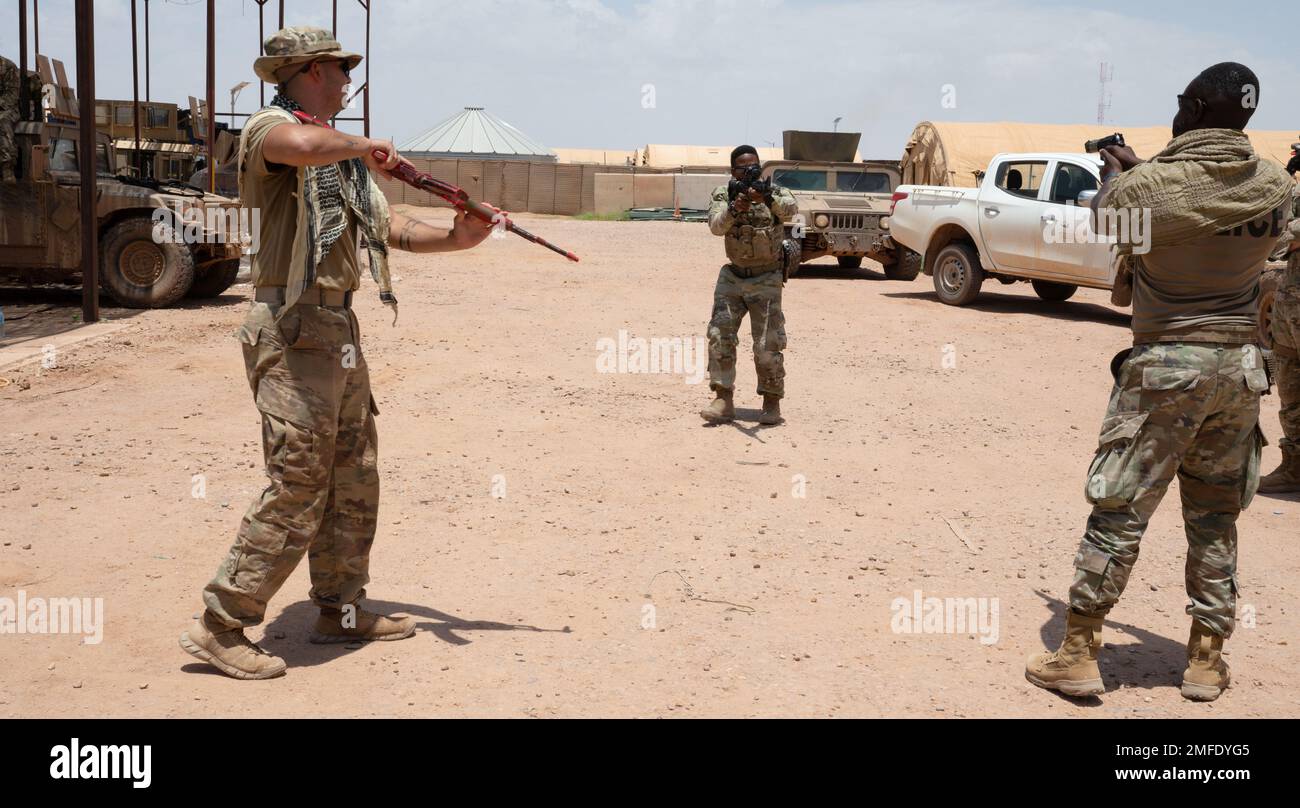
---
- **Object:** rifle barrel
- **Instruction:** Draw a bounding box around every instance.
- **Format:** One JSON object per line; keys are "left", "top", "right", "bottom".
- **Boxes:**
{"left": 380, "top": 151, "right": 579, "bottom": 262}
{"left": 285, "top": 112, "right": 579, "bottom": 262}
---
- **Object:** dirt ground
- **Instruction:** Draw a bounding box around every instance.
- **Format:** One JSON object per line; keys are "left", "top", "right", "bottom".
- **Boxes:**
{"left": 2, "top": 206, "right": 1296, "bottom": 718}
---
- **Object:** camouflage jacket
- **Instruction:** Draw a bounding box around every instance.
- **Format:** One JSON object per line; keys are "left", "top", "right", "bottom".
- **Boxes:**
{"left": 0, "top": 56, "right": 46, "bottom": 123}
{"left": 708, "top": 183, "right": 798, "bottom": 268}
{"left": 1279, "top": 182, "right": 1300, "bottom": 282}
{"left": 0, "top": 56, "right": 18, "bottom": 122}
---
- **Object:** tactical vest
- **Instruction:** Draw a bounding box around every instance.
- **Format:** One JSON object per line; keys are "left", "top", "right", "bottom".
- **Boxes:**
{"left": 725, "top": 201, "right": 785, "bottom": 269}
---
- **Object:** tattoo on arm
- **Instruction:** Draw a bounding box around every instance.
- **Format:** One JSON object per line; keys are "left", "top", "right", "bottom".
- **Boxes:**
{"left": 398, "top": 219, "right": 420, "bottom": 252}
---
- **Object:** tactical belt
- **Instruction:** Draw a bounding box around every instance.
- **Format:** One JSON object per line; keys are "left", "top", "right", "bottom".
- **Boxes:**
{"left": 254, "top": 286, "right": 353, "bottom": 308}
{"left": 728, "top": 262, "right": 781, "bottom": 279}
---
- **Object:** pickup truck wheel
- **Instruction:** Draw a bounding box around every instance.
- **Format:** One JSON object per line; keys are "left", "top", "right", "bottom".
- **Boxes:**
{"left": 1031, "top": 279, "right": 1078, "bottom": 302}
{"left": 837, "top": 255, "right": 863, "bottom": 269}
{"left": 932, "top": 243, "right": 984, "bottom": 306}
{"left": 1259, "top": 268, "right": 1282, "bottom": 349}
{"left": 187, "top": 258, "right": 241, "bottom": 298}
{"left": 100, "top": 215, "right": 195, "bottom": 308}
{"left": 884, "top": 248, "right": 921, "bottom": 281}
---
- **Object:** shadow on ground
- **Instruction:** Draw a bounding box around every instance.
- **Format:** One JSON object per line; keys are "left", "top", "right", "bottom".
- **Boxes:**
{"left": 1033, "top": 592, "right": 1191, "bottom": 706}
{"left": 790, "top": 261, "right": 889, "bottom": 282}
{"left": 0, "top": 285, "right": 247, "bottom": 349}
{"left": 226, "top": 598, "right": 576, "bottom": 670}
{"left": 885, "top": 289, "right": 1132, "bottom": 328}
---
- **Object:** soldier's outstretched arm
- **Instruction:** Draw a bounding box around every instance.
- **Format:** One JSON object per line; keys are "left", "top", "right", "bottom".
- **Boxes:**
{"left": 389, "top": 209, "right": 492, "bottom": 254}
{"left": 260, "top": 122, "right": 405, "bottom": 178}
{"left": 708, "top": 187, "right": 735, "bottom": 236}
{"left": 768, "top": 186, "right": 798, "bottom": 219}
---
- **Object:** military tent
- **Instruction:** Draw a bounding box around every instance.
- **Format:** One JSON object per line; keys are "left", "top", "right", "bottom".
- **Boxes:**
{"left": 553, "top": 148, "right": 638, "bottom": 165}
{"left": 900, "top": 121, "right": 1298, "bottom": 187}
{"left": 633, "top": 144, "right": 784, "bottom": 168}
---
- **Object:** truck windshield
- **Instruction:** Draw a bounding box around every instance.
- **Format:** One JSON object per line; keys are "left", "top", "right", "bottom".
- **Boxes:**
{"left": 835, "top": 172, "right": 892, "bottom": 193}
{"left": 50, "top": 138, "right": 78, "bottom": 172}
{"left": 47, "top": 139, "right": 113, "bottom": 174}
{"left": 771, "top": 169, "right": 827, "bottom": 191}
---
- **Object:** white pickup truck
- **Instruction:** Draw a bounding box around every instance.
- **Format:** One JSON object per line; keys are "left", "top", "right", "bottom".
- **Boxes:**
{"left": 887, "top": 152, "right": 1112, "bottom": 305}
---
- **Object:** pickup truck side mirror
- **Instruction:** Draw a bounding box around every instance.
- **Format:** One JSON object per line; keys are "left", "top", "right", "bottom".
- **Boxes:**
{"left": 1076, "top": 189, "right": 1098, "bottom": 205}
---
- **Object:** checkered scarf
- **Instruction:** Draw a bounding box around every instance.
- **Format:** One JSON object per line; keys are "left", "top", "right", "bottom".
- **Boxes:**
{"left": 269, "top": 91, "right": 396, "bottom": 319}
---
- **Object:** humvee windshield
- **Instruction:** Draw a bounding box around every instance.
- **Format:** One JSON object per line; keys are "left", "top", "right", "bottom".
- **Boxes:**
{"left": 835, "top": 172, "right": 891, "bottom": 193}
{"left": 772, "top": 169, "right": 827, "bottom": 191}
{"left": 771, "top": 168, "right": 894, "bottom": 193}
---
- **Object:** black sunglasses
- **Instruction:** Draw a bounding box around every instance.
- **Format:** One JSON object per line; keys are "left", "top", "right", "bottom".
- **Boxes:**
{"left": 298, "top": 58, "right": 351, "bottom": 79}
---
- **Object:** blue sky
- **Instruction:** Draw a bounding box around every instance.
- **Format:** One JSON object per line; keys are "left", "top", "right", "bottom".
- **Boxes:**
{"left": 2, "top": 0, "right": 1294, "bottom": 157}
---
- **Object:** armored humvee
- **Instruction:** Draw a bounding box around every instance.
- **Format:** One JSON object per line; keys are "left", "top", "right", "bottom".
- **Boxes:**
{"left": 0, "top": 120, "right": 244, "bottom": 307}
{"left": 761, "top": 130, "right": 920, "bottom": 280}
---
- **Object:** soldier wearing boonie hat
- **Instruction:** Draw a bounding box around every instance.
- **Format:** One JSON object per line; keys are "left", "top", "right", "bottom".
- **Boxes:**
{"left": 179, "top": 26, "right": 493, "bottom": 680}
{"left": 253, "top": 26, "right": 364, "bottom": 85}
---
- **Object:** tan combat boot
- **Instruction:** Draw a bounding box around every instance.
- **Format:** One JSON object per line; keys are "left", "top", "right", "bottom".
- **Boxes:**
{"left": 759, "top": 394, "right": 783, "bottom": 425}
{"left": 1181, "top": 621, "right": 1230, "bottom": 701}
{"left": 309, "top": 605, "right": 417, "bottom": 644}
{"left": 699, "top": 388, "right": 735, "bottom": 423}
{"left": 1258, "top": 447, "right": 1300, "bottom": 493}
{"left": 179, "top": 612, "right": 287, "bottom": 680}
{"left": 1025, "top": 610, "right": 1105, "bottom": 696}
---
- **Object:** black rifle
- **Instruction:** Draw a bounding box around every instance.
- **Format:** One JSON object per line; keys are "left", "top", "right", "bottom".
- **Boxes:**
{"left": 728, "top": 163, "right": 774, "bottom": 203}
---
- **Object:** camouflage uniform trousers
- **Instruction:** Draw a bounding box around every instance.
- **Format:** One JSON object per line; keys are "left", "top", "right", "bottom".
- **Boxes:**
{"left": 1068, "top": 342, "right": 1267, "bottom": 638}
{"left": 706, "top": 263, "right": 786, "bottom": 397}
{"left": 203, "top": 301, "right": 379, "bottom": 628}
{"left": 1269, "top": 272, "right": 1300, "bottom": 453}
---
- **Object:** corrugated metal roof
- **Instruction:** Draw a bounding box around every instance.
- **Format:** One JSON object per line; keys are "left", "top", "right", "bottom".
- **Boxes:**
{"left": 400, "top": 107, "right": 556, "bottom": 160}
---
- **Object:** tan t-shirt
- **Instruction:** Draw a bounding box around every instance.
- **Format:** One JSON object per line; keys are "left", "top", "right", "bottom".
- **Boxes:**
{"left": 240, "top": 109, "right": 360, "bottom": 292}
{"left": 1131, "top": 202, "right": 1289, "bottom": 343}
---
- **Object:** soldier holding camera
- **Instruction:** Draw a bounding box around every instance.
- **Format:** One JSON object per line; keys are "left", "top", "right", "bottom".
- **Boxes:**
{"left": 700, "top": 145, "right": 798, "bottom": 426}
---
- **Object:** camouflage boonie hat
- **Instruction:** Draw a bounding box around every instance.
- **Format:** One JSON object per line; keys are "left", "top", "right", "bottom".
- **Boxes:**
{"left": 253, "top": 26, "right": 362, "bottom": 84}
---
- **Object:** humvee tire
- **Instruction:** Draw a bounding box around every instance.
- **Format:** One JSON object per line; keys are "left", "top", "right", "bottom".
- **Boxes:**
{"left": 1031, "top": 279, "right": 1078, "bottom": 302}
{"left": 837, "top": 255, "right": 863, "bottom": 269}
{"left": 100, "top": 215, "right": 195, "bottom": 308}
{"left": 932, "top": 242, "right": 984, "bottom": 306}
{"left": 884, "top": 248, "right": 921, "bottom": 281}
{"left": 1259, "top": 267, "right": 1282, "bottom": 349}
{"left": 187, "top": 258, "right": 242, "bottom": 298}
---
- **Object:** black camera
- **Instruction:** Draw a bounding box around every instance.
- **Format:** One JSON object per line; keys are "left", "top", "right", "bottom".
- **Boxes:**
{"left": 1085, "top": 132, "right": 1126, "bottom": 153}
{"left": 728, "top": 163, "right": 773, "bottom": 202}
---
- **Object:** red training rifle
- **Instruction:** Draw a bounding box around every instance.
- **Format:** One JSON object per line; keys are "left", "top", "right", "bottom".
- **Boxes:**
{"left": 291, "top": 110, "right": 580, "bottom": 262}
